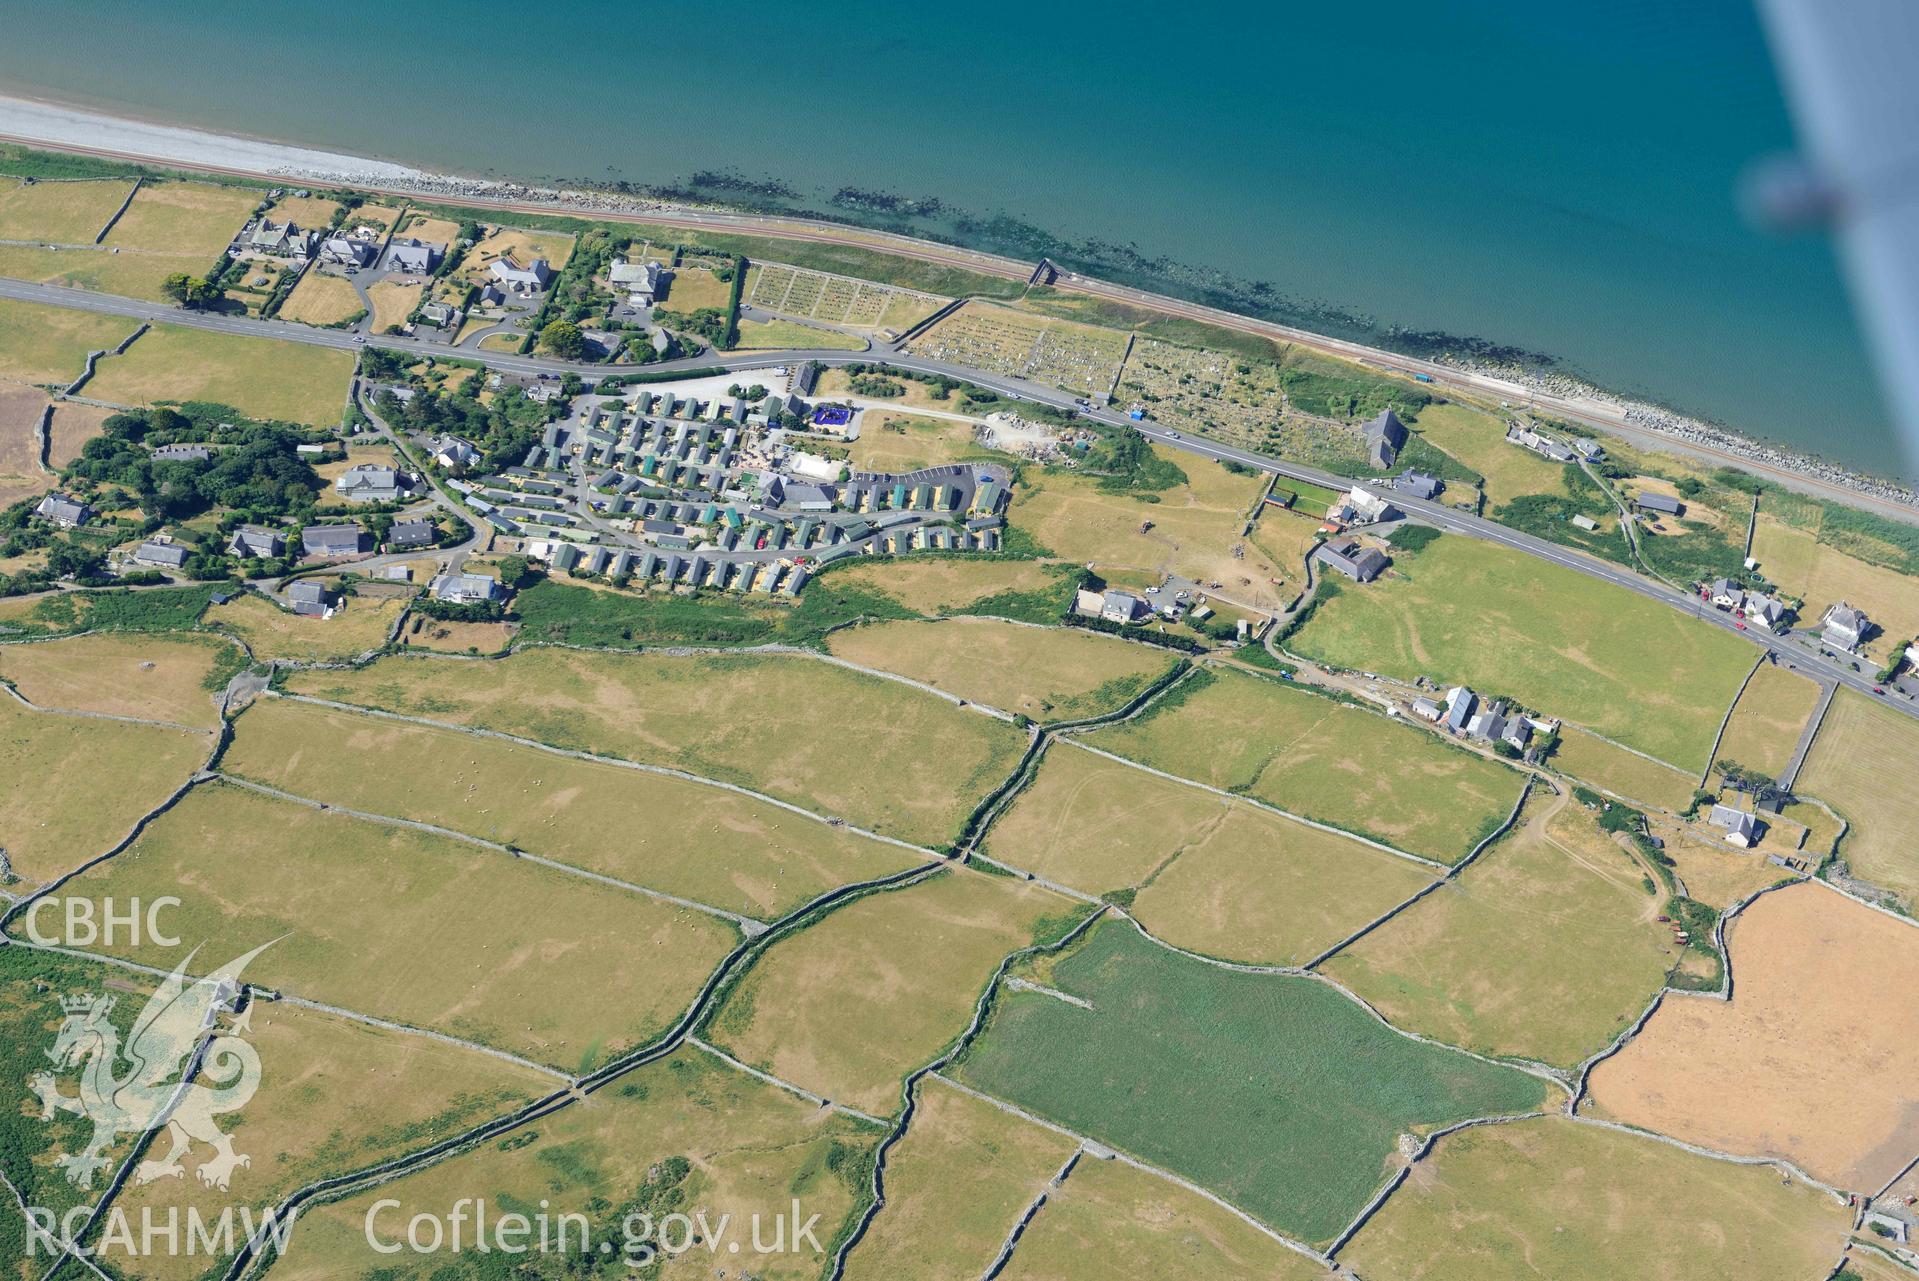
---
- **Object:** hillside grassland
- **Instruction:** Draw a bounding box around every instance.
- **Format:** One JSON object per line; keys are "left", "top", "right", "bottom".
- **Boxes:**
{"left": 0, "top": 632, "right": 232, "bottom": 727}
{"left": 98, "top": 1004, "right": 553, "bottom": 1281}
{"left": 1585, "top": 883, "right": 1919, "bottom": 1190}
{"left": 985, "top": 744, "right": 1438, "bottom": 966}
{"left": 85, "top": 323, "right": 353, "bottom": 426}
{"left": 1292, "top": 534, "right": 1755, "bottom": 772}
{"left": 706, "top": 868, "right": 1078, "bottom": 1117}
{"left": 0, "top": 175, "right": 134, "bottom": 242}
{"left": 1086, "top": 667, "right": 1524, "bottom": 865}
{"left": 102, "top": 180, "right": 256, "bottom": 256}
{"left": 0, "top": 698, "right": 207, "bottom": 884}
{"left": 954, "top": 920, "right": 1555, "bottom": 1245}
{"left": 1320, "top": 794, "right": 1678, "bottom": 1067}
{"left": 1339, "top": 1116, "right": 1849, "bottom": 1281}
{"left": 285, "top": 648, "right": 1028, "bottom": 847}
{"left": 844, "top": 1075, "right": 1078, "bottom": 1281}
{"left": 1000, "top": 1153, "right": 1333, "bottom": 1281}
{"left": 1551, "top": 726, "right": 1701, "bottom": 812}
{"left": 826, "top": 616, "right": 1179, "bottom": 720}
{"left": 47, "top": 782, "right": 737, "bottom": 1071}
{"left": 1796, "top": 688, "right": 1919, "bottom": 905}
{"left": 226, "top": 697, "right": 925, "bottom": 919}
{"left": 0, "top": 296, "right": 138, "bottom": 386}
{"left": 269, "top": 1048, "right": 880, "bottom": 1281}
{"left": 1715, "top": 660, "right": 1822, "bottom": 780}
{"left": 206, "top": 590, "right": 404, "bottom": 663}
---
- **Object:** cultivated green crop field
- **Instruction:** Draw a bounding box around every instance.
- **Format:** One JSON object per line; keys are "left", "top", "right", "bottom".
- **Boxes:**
{"left": 286, "top": 647, "right": 1028, "bottom": 848}
{"left": 954, "top": 920, "right": 1556, "bottom": 1245}
{"left": 1291, "top": 534, "right": 1754, "bottom": 772}
{"left": 1085, "top": 666, "right": 1524, "bottom": 864}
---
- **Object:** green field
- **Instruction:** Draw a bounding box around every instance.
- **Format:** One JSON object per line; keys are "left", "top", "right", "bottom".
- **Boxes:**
{"left": 1339, "top": 1116, "right": 1849, "bottom": 1281}
{"left": 286, "top": 648, "right": 1028, "bottom": 848}
{"left": 225, "top": 696, "right": 925, "bottom": 919}
{"left": 45, "top": 782, "right": 737, "bottom": 1071}
{"left": 1552, "top": 727, "right": 1701, "bottom": 812}
{"left": 0, "top": 296, "right": 139, "bottom": 386}
{"left": 1085, "top": 667, "right": 1524, "bottom": 864}
{"left": 733, "top": 316, "right": 867, "bottom": 350}
{"left": 269, "top": 1048, "right": 881, "bottom": 1281}
{"left": 706, "top": 868, "right": 1079, "bottom": 1116}
{"left": 85, "top": 323, "right": 354, "bottom": 426}
{"left": 1291, "top": 534, "right": 1754, "bottom": 772}
{"left": 985, "top": 745, "right": 1438, "bottom": 965}
{"left": 954, "top": 920, "right": 1556, "bottom": 1245}
{"left": 1320, "top": 794, "right": 1679, "bottom": 1067}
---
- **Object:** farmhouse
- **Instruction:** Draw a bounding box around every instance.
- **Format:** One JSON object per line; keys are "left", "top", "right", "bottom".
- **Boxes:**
{"left": 1328, "top": 486, "right": 1400, "bottom": 526}
{"left": 334, "top": 464, "right": 409, "bottom": 503}
{"left": 1364, "top": 408, "right": 1408, "bottom": 468}
{"left": 1708, "top": 802, "right": 1760, "bottom": 848}
{"left": 1312, "top": 537, "right": 1390, "bottom": 583}
{"left": 385, "top": 519, "right": 436, "bottom": 550}
{"left": 1076, "top": 587, "right": 1152, "bottom": 625}
{"left": 609, "top": 259, "right": 664, "bottom": 305}
{"left": 227, "top": 525, "right": 285, "bottom": 559}
{"left": 319, "top": 234, "right": 377, "bottom": 268}
{"left": 383, "top": 237, "right": 444, "bottom": 274}
{"left": 131, "top": 539, "right": 189, "bottom": 569}
{"left": 490, "top": 255, "right": 553, "bottom": 290}
{"left": 301, "top": 523, "right": 369, "bottom": 559}
{"left": 1395, "top": 469, "right": 1441, "bottom": 500}
{"left": 34, "top": 493, "right": 91, "bottom": 528}
{"left": 1506, "top": 423, "right": 1576, "bottom": 462}
{"left": 430, "top": 571, "right": 502, "bottom": 603}
{"left": 151, "top": 443, "right": 212, "bottom": 462}
{"left": 247, "top": 219, "right": 312, "bottom": 258}
{"left": 1821, "top": 601, "right": 1871, "bottom": 651}
{"left": 286, "top": 580, "right": 332, "bottom": 618}
{"left": 1634, "top": 491, "right": 1685, "bottom": 517}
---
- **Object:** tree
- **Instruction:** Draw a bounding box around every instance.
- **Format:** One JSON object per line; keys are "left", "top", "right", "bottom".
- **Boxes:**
{"left": 161, "top": 272, "right": 221, "bottom": 310}
{"left": 540, "top": 319, "right": 585, "bottom": 360}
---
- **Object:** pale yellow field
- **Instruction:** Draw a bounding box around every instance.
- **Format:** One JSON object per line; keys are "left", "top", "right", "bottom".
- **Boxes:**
{"left": 225, "top": 696, "right": 926, "bottom": 919}
{"left": 1554, "top": 726, "right": 1700, "bottom": 812}
{"left": 462, "top": 225, "right": 574, "bottom": 282}
{"left": 0, "top": 632, "right": 230, "bottom": 726}
{"left": 1753, "top": 516, "right": 1919, "bottom": 666}
{"left": 828, "top": 616, "right": 1177, "bottom": 720}
{"left": 86, "top": 323, "right": 354, "bottom": 426}
{"left": 847, "top": 411, "right": 985, "bottom": 472}
{"left": 0, "top": 696, "right": 208, "bottom": 884}
{"left": 277, "top": 270, "right": 365, "bottom": 326}
{"left": 61, "top": 782, "right": 739, "bottom": 1071}
{"left": 0, "top": 176, "right": 135, "bottom": 242}
{"left": 0, "top": 296, "right": 139, "bottom": 385}
{"left": 846, "top": 1075, "right": 1078, "bottom": 1281}
{"left": 660, "top": 263, "right": 732, "bottom": 310}
{"left": 707, "top": 867, "right": 1076, "bottom": 1115}
{"left": 1715, "top": 661, "right": 1821, "bottom": 780}
{"left": 0, "top": 384, "right": 50, "bottom": 508}
{"left": 394, "top": 213, "right": 461, "bottom": 245}
{"left": 834, "top": 556, "right": 1071, "bottom": 616}
{"left": 987, "top": 744, "right": 1438, "bottom": 966}
{"left": 103, "top": 180, "right": 257, "bottom": 256}
{"left": 732, "top": 316, "right": 865, "bottom": 350}
{"left": 43, "top": 402, "right": 113, "bottom": 467}
{"left": 205, "top": 590, "right": 403, "bottom": 663}
{"left": 258, "top": 193, "right": 342, "bottom": 228}
{"left": 366, "top": 278, "right": 422, "bottom": 331}
{"left": 1796, "top": 688, "right": 1919, "bottom": 904}
{"left": 269, "top": 1047, "right": 879, "bottom": 1281}
{"left": 0, "top": 244, "right": 213, "bottom": 303}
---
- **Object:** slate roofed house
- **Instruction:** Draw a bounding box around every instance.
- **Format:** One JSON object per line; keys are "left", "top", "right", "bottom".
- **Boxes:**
{"left": 1395, "top": 469, "right": 1441, "bottom": 500}
{"left": 419, "top": 300, "right": 458, "bottom": 329}
{"left": 1822, "top": 601, "right": 1871, "bottom": 651}
{"left": 385, "top": 519, "right": 436, "bottom": 550}
{"left": 1709, "top": 578, "right": 1744, "bottom": 609}
{"left": 431, "top": 435, "right": 480, "bottom": 472}
{"left": 151, "top": 443, "right": 212, "bottom": 462}
{"left": 1099, "top": 588, "right": 1153, "bottom": 625}
{"left": 334, "top": 464, "right": 408, "bottom": 504}
{"left": 319, "top": 234, "right": 376, "bottom": 268}
{"left": 34, "top": 493, "right": 91, "bottom": 528}
{"left": 227, "top": 525, "right": 285, "bottom": 559}
{"left": 1363, "top": 408, "right": 1408, "bottom": 469}
{"left": 1411, "top": 696, "right": 1444, "bottom": 722}
{"left": 132, "top": 540, "right": 190, "bottom": 569}
{"left": 1708, "top": 802, "right": 1760, "bottom": 848}
{"left": 1443, "top": 686, "right": 1477, "bottom": 734}
{"left": 301, "top": 523, "right": 369, "bottom": 559}
{"left": 1633, "top": 491, "right": 1685, "bottom": 517}
{"left": 286, "top": 580, "right": 332, "bottom": 618}
{"left": 1744, "top": 593, "right": 1787, "bottom": 631}
{"left": 1312, "top": 537, "right": 1390, "bottom": 583}
{"left": 431, "top": 572, "right": 502, "bottom": 604}
{"left": 490, "top": 255, "right": 552, "bottom": 290}
{"left": 608, "top": 259, "right": 664, "bottom": 305}
{"left": 383, "top": 237, "right": 444, "bottom": 274}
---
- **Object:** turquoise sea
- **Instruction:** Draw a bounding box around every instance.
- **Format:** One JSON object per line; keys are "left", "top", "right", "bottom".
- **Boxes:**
{"left": 0, "top": 0, "right": 1898, "bottom": 474}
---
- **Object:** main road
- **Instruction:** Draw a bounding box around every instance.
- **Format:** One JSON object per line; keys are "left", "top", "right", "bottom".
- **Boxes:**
{"left": 1, "top": 274, "right": 1900, "bottom": 718}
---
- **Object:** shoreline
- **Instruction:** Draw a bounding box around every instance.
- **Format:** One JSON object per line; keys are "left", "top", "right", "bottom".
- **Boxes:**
{"left": 0, "top": 91, "right": 1912, "bottom": 518}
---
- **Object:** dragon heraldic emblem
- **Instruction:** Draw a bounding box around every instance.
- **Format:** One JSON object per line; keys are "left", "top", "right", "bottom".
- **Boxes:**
{"left": 30, "top": 942, "right": 273, "bottom": 1192}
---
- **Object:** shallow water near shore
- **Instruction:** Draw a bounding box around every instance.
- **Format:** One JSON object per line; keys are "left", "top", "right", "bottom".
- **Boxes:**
{"left": 0, "top": 0, "right": 1901, "bottom": 475}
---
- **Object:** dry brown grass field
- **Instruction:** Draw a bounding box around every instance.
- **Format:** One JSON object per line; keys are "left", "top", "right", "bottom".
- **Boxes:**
{"left": 1644, "top": 815, "right": 1784, "bottom": 908}
{"left": 460, "top": 225, "right": 575, "bottom": 285}
{"left": 0, "top": 697, "right": 207, "bottom": 884}
{"left": 1796, "top": 688, "right": 1919, "bottom": 905}
{"left": 0, "top": 243, "right": 211, "bottom": 303}
{"left": 226, "top": 696, "right": 926, "bottom": 919}
{"left": 86, "top": 323, "right": 353, "bottom": 426}
{"left": 206, "top": 589, "right": 404, "bottom": 663}
{"left": 1714, "top": 661, "right": 1821, "bottom": 780}
{"left": 0, "top": 632, "right": 230, "bottom": 726}
{"left": 400, "top": 615, "right": 514, "bottom": 652}
{"left": 277, "top": 271, "right": 366, "bottom": 326}
{"left": 365, "top": 278, "right": 423, "bottom": 331}
{"left": 0, "top": 296, "right": 138, "bottom": 386}
{"left": 986, "top": 744, "right": 1437, "bottom": 966}
{"left": 831, "top": 556, "right": 1069, "bottom": 616}
{"left": 845, "top": 1075, "right": 1079, "bottom": 1281}
{"left": 394, "top": 213, "right": 461, "bottom": 245}
{"left": 257, "top": 193, "right": 342, "bottom": 227}
{"left": 846, "top": 411, "right": 985, "bottom": 472}
{"left": 43, "top": 402, "right": 113, "bottom": 468}
{"left": 1553, "top": 727, "right": 1700, "bottom": 813}
{"left": 102, "top": 180, "right": 256, "bottom": 257}
{"left": 706, "top": 867, "right": 1076, "bottom": 1116}
{"left": 659, "top": 263, "right": 731, "bottom": 310}
{"left": 1754, "top": 516, "right": 1919, "bottom": 667}
{"left": 1341, "top": 1115, "right": 1849, "bottom": 1281}
{"left": 0, "top": 384, "right": 50, "bottom": 508}
{"left": 0, "top": 176, "right": 135, "bottom": 242}
{"left": 57, "top": 782, "right": 738, "bottom": 1071}
{"left": 1584, "top": 882, "right": 1919, "bottom": 1190}
{"left": 827, "top": 617, "right": 1177, "bottom": 720}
